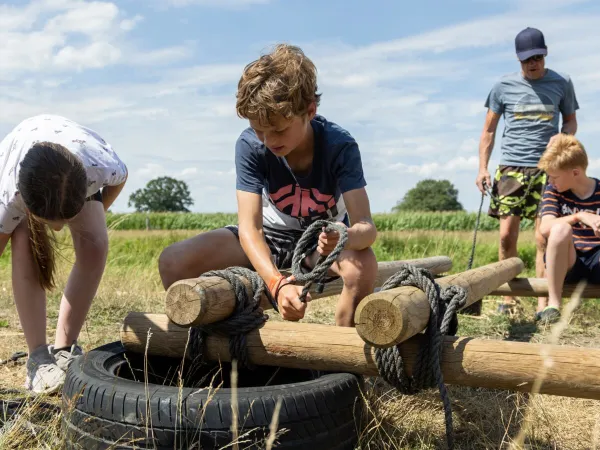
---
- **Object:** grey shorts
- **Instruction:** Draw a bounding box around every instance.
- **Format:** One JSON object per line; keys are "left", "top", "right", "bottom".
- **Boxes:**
{"left": 224, "top": 224, "right": 304, "bottom": 270}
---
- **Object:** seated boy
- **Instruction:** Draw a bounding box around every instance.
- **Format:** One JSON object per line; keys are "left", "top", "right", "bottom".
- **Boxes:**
{"left": 158, "top": 43, "right": 378, "bottom": 326}
{"left": 537, "top": 134, "right": 600, "bottom": 323}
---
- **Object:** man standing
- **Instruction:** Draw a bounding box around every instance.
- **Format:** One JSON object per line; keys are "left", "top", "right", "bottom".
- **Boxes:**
{"left": 471, "top": 27, "right": 579, "bottom": 315}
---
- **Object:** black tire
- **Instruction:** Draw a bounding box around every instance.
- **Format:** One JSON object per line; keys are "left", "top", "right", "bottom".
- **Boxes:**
{"left": 61, "top": 341, "right": 364, "bottom": 449}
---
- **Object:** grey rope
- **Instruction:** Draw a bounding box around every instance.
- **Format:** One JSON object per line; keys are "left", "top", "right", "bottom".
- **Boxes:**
{"left": 188, "top": 219, "right": 348, "bottom": 369}
{"left": 188, "top": 267, "right": 271, "bottom": 370}
{"left": 290, "top": 219, "right": 348, "bottom": 301}
{"left": 373, "top": 264, "right": 468, "bottom": 450}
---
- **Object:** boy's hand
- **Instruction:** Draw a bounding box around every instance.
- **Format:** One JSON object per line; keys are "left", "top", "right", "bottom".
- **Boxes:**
{"left": 578, "top": 212, "right": 600, "bottom": 236}
{"left": 277, "top": 284, "right": 310, "bottom": 321}
{"left": 317, "top": 222, "right": 347, "bottom": 256}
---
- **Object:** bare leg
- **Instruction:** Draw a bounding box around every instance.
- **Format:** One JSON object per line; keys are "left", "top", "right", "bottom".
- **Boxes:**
{"left": 54, "top": 201, "right": 108, "bottom": 349}
{"left": 499, "top": 215, "right": 521, "bottom": 306}
{"left": 159, "top": 228, "right": 252, "bottom": 290}
{"left": 545, "top": 223, "right": 577, "bottom": 311}
{"left": 306, "top": 247, "right": 378, "bottom": 327}
{"left": 534, "top": 217, "right": 549, "bottom": 312}
{"left": 11, "top": 220, "right": 48, "bottom": 353}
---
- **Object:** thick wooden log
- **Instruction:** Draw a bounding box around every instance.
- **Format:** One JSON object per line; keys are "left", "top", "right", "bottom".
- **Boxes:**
{"left": 354, "top": 257, "right": 524, "bottom": 348}
{"left": 120, "top": 312, "right": 600, "bottom": 401}
{"left": 166, "top": 256, "right": 452, "bottom": 328}
{"left": 490, "top": 277, "right": 600, "bottom": 298}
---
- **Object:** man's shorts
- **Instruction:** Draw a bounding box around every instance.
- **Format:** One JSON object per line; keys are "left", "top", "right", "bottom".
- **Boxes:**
{"left": 225, "top": 224, "right": 304, "bottom": 270}
{"left": 488, "top": 165, "right": 547, "bottom": 221}
{"left": 564, "top": 247, "right": 600, "bottom": 285}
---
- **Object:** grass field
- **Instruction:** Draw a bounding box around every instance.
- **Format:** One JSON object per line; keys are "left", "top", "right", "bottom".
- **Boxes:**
{"left": 0, "top": 229, "right": 599, "bottom": 449}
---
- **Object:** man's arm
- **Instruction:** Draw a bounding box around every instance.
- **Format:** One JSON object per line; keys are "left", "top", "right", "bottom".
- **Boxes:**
{"left": 561, "top": 112, "right": 577, "bottom": 135}
{"left": 476, "top": 109, "right": 501, "bottom": 193}
{"left": 341, "top": 187, "right": 377, "bottom": 251}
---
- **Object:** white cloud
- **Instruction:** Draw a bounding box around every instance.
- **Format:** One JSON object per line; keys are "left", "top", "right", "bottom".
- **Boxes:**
{"left": 164, "top": 0, "right": 270, "bottom": 7}
{"left": 0, "top": 0, "right": 190, "bottom": 81}
{"left": 1, "top": 0, "right": 599, "bottom": 215}
{"left": 120, "top": 14, "right": 143, "bottom": 31}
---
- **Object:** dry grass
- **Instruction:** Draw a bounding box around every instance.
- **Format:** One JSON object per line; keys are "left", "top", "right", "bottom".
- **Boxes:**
{"left": 0, "top": 230, "right": 599, "bottom": 449}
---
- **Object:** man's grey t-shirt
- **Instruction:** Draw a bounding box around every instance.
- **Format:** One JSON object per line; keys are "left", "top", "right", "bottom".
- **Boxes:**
{"left": 485, "top": 69, "right": 579, "bottom": 167}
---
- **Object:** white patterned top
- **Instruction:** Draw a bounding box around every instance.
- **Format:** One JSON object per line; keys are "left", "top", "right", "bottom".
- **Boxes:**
{"left": 0, "top": 114, "right": 128, "bottom": 234}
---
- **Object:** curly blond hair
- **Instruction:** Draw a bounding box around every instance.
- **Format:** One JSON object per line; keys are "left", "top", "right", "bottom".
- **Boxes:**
{"left": 538, "top": 134, "right": 588, "bottom": 172}
{"left": 236, "top": 43, "right": 321, "bottom": 126}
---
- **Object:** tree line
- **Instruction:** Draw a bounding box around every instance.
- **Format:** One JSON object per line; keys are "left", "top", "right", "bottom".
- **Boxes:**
{"left": 129, "top": 176, "right": 463, "bottom": 213}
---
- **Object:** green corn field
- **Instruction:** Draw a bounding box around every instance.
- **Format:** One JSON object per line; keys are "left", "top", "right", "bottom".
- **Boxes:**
{"left": 105, "top": 211, "right": 536, "bottom": 231}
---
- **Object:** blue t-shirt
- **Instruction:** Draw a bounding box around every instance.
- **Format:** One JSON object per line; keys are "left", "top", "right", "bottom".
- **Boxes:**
{"left": 485, "top": 69, "right": 579, "bottom": 167}
{"left": 539, "top": 178, "right": 600, "bottom": 254}
{"left": 235, "top": 115, "right": 367, "bottom": 231}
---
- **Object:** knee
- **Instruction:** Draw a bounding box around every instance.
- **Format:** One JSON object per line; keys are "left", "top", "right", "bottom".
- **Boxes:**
{"left": 499, "top": 229, "right": 518, "bottom": 251}
{"left": 158, "top": 245, "right": 180, "bottom": 289}
{"left": 338, "top": 248, "right": 378, "bottom": 291}
{"left": 535, "top": 227, "right": 547, "bottom": 251}
{"left": 548, "top": 222, "right": 573, "bottom": 244}
{"left": 75, "top": 234, "right": 108, "bottom": 273}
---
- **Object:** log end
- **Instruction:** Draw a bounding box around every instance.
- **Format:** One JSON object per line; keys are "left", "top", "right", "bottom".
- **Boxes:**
{"left": 354, "top": 297, "right": 405, "bottom": 348}
{"left": 165, "top": 279, "right": 204, "bottom": 327}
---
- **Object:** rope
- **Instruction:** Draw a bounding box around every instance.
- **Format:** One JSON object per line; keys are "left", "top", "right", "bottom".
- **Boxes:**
{"left": 373, "top": 264, "right": 468, "bottom": 450}
{"left": 188, "top": 219, "right": 348, "bottom": 370}
{"left": 290, "top": 220, "right": 348, "bottom": 301}
{"left": 188, "top": 267, "right": 271, "bottom": 371}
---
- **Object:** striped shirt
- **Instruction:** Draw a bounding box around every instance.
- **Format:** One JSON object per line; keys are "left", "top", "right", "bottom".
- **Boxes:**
{"left": 539, "top": 178, "right": 600, "bottom": 253}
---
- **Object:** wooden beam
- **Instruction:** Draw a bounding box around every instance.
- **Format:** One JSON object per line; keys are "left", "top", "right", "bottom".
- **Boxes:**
{"left": 490, "top": 277, "right": 600, "bottom": 298}
{"left": 165, "top": 256, "right": 453, "bottom": 328}
{"left": 354, "top": 257, "right": 524, "bottom": 348}
{"left": 120, "top": 312, "right": 600, "bottom": 401}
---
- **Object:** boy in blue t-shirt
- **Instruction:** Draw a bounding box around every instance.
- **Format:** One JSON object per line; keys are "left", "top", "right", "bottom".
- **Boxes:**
{"left": 159, "top": 43, "right": 378, "bottom": 327}
{"left": 537, "top": 134, "right": 600, "bottom": 324}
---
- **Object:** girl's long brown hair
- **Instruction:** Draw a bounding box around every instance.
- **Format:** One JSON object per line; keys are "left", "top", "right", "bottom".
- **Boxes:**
{"left": 18, "top": 142, "right": 88, "bottom": 290}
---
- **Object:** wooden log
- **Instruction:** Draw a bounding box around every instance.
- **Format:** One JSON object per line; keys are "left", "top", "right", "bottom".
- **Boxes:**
{"left": 490, "top": 277, "right": 600, "bottom": 298}
{"left": 354, "top": 257, "right": 524, "bottom": 348}
{"left": 120, "top": 312, "right": 600, "bottom": 401}
{"left": 166, "top": 256, "right": 453, "bottom": 328}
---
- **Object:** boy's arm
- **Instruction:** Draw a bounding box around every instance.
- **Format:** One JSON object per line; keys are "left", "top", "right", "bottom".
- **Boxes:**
{"left": 236, "top": 190, "right": 309, "bottom": 320}
{"left": 341, "top": 187, "right": 377, "bottom": 251}
{"left": 539, "top": 212, "right": 581, "bottom": 238}
{"left": 236, "top": 190, "right": 281, "bottom": 288}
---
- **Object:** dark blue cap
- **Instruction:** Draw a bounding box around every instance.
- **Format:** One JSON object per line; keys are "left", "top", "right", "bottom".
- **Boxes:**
{"left": 515, "top": 27, "right": 547, "bottom": 61}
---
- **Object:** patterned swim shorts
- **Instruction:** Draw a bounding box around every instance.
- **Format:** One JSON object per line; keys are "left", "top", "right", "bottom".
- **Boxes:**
{"left": 488, "top": 165, "right": 547, "bottom": 220}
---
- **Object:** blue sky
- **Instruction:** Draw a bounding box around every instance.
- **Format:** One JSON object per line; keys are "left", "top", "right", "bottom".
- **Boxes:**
{"left": 1, "top": 0, "right": 599, "bottom": 214}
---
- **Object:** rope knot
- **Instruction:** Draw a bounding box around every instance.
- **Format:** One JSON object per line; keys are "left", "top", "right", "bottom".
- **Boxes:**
{"left": 374, "top": 263, "right": 468, "bottom": 450}
{"left": 290, "top": 219, "right": 348, "bottom": 302}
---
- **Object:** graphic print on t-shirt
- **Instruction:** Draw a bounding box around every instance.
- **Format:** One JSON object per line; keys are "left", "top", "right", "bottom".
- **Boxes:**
{"left": 269, "top": 184, "right": 338, "bottom": 219}
{"left": 513, "top": 92, "right": 556, "bottom": 123}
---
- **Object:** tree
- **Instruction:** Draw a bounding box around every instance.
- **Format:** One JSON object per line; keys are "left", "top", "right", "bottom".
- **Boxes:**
{"left": 128, "top": 176, "right": 194, "bottom": 212}
{"left": 392, "top": 179, "right": 463, "bottom": 212}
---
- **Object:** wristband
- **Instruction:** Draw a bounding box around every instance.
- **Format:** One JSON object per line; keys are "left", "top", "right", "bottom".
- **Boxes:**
{"left": 268, "top": 274, "right": 295, "bottom": 301}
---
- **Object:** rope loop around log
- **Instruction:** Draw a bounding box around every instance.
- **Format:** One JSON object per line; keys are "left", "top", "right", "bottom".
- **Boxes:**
{"left": 188, "top": 220, "right": 348, "bottom": 371}
{"left": 374, "top": 263, "right": 468, "bottom": 450}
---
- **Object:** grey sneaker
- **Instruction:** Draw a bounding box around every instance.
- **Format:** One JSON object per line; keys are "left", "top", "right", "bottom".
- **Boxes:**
{"left": 24, "top": 344, "right": 66, "bottom": 395}
{"left": 51, "top": 342, "right": 84, "bottom": 373}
